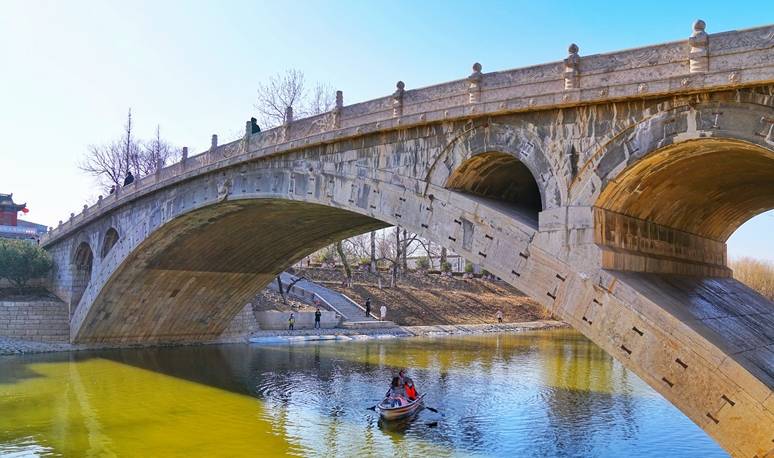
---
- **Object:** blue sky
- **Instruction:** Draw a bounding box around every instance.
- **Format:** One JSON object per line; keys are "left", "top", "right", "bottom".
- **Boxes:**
{"left": 1, "top": 0, "right": 771, "bottom": 260}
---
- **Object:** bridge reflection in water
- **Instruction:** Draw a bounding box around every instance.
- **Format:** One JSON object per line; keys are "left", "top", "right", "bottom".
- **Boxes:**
{"left": 0, "top": 330, "right": 725, "bottom": 457}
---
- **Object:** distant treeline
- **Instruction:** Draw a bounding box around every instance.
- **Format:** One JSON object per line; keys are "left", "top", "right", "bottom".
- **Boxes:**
{"left": 731, "top": 257, "right": 774, "bottom": 300}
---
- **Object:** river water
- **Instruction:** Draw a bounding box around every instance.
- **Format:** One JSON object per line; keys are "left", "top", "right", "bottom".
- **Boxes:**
{"left": 0, "top": 329, "right": 725, "bottom": 457}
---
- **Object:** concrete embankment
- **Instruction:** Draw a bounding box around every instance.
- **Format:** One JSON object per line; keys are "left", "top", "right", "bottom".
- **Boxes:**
{"left": 247, "top": 320, "right": 567, "bottom": 345}
{"left": 0, "top": 320, "right": 568, "bottom": 356}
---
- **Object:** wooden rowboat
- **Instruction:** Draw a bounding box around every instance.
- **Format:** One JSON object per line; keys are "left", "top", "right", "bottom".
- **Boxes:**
{"left": 377, "top": 393, "right": 425, "bottom": 420}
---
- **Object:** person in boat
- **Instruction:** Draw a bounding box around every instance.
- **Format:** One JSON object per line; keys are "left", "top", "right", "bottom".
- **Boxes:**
{"left": 404, "top": 379, "right": 418, "bottom": 401}
{"left": 398, "top": 369, "right": 419, "bottom": 401}
{"left": 385, "top": 376, "right": 407, "bottom": 407}
{"left": 398, "top": 369, "right": 413, "bottom": 386}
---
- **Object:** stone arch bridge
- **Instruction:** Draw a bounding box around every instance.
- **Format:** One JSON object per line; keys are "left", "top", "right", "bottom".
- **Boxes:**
{"left": 41, "top": 23, "right": 774, "bottom": 456}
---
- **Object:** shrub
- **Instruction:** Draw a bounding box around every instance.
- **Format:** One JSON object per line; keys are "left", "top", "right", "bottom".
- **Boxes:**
{"left": 464, "top": 261, "right": 474, "bottom": 273}
{"left": 482, "top": 269, "right": 491, "bottom": 276}
{"left": 441, "top": 261, "right": 452, "bottom": 273}
{"left": 314, "top": 246, "right": 336, "bottom": 264}
{"left": 0, "top": 239, "right": 53, "bottom": 289}
{"left": 416, "top": 256, "right": 430, "bottom": 270}
{"left": 731, "top": 257, "right": 774, "bottom": 300}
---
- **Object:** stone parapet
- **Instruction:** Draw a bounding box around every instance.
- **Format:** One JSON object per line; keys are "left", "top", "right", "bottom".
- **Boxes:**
{"left": 40, "top": 24, "right": 774, "bottom": 248}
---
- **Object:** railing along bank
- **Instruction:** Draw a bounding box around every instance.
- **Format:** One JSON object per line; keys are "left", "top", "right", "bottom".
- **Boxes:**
{"left": 41, "top": 21, "right": 774, "bottom": 246}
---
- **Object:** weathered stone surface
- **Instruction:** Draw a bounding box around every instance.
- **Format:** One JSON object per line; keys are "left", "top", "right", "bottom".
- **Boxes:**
{"left": 36, "top": 25, "right": 774, "bottom": 456}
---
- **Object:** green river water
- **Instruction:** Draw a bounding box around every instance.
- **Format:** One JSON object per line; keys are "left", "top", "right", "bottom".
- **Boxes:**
{"left": 0, "top": 329, "right": 725, "bottom": 457}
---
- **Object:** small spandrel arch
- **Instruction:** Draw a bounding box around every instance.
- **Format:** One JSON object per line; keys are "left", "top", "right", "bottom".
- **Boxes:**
{"left": 101, "top": 227, "right": 119, "bottom": 259}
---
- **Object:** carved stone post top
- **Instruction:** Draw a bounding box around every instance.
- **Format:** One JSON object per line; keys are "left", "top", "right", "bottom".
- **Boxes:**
{"left": 211, "top": 134, "right": 218, "bottom": 149}
{"left": 335, "top": 90, "right": 343, "bottom": 109}
{"left": 468, "top": 62, "right": 483, "bottom": 82}
{"left": 182, "top": 146, "right": 188, "bottom": 160}
{"left": 285, "top": 106, "right": 294, "bottom": 124}
{"left": 566, "top": 43, "right": 580, "bottom": 61}
{"left": 393, "top": 81, "right": 405, "bottom": 99}
{"left": 691, "top": 19, "right": 707, "bottom": 38}
{"left": 689, "top": 19, "right": 709, "bottom": 48}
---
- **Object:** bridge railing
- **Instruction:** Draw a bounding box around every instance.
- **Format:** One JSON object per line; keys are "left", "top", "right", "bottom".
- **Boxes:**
{"left": 40, "top": 22, "right": 774, "bottom": 246}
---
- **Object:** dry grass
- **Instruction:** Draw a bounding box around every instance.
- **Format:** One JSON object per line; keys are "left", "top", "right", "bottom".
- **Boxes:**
{"left": 331, "top": 276, "right": 548, "bottom": 326}
{"left": 730, "top": 257, "right": 774, "bottom": 300}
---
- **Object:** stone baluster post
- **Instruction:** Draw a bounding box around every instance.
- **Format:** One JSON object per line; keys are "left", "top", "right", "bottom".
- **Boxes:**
{"left": 332, "top": 91, "right": 343, "bottom": 128}
{"left": 467, "top": 63, "right": 483, "bottom": 104}
{"left": 283, "top": 106, "right": 293, "bottom": 141}
{"left": 688, "top": 19, "right": 709, "bottom": 73}
{"left": 564, "top": 44, "right": 580, "bottom": 89}
{"left": 210, "top": 134, "right": 218, "bottom": 151}
{"left": 392, "top": 81, "right": 405, "bottom": 117}
{"left": 181, "top": 146, "right": 188, "bottom": 162}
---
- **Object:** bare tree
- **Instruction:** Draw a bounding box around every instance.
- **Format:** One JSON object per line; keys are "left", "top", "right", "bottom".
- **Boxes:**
{"left": 255, "top": 69, "right": 307, "bottom": 128}
{"left": 137, "top": 125, "right": 181, "bottom": 176}
{"left": 79, "top": 110, "right": 180, "bottom": 193}
{"left": 254, "top": 69, "right": 336, "bottom": 129}
{"left": 370, "top": 231, "right": 377, "bottom": 272}
{"left": 79, "top": 109, "right": 141, "bottom": 192}
{"left": 335, "top": 241, "right": 353, "bottom": 286}
{"left": 307, "top": 82, "right": 336, "bottom": 116}
{"left": 373, "top": 226, "right": 421, "bottom": 286}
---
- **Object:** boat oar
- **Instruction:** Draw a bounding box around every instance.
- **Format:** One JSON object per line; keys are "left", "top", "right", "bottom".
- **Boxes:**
{"left": 424, "top": 406, "right": 439, "bottom": 413}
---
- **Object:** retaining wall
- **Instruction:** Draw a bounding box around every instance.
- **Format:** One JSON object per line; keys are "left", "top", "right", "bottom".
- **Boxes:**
{"left": 0, "top": 300, "right": 69, "bottom": 342}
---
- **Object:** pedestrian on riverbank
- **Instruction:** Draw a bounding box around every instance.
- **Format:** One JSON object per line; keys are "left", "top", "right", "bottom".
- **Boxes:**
{"left": 380, "top": 304, "right": 387, "bottom": 321}
{"left": 365, "top": 297, "right": 371, "bottom": 317}
{"left": 496, "top": 310, "right": 503, "bottom": 323}
{"left": 288, "top": 312, "right": 295, "bottom": 330}
{"left": 314, "top": 307, "right": 321, "bottom": 329}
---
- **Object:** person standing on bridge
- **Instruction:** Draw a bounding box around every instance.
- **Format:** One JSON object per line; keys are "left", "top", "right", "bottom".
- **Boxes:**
{"left": 380, "top": 304, "right": 387, "bottom": 321}
{"left": 123, "top": 171, "right": 134, "bottom": 186}
{"left": 288, "top": 312, "right": 295, "bottom": 330}
{"left": 314, "top": 307, "right": 321, "bottom": 329}
{"left": 365, "top": 297, "right": 371, "bottom": 318}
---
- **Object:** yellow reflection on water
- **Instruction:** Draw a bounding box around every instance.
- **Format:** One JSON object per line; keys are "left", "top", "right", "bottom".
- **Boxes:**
{"left": 0, "top": 357, "right": 291, "bottom": 457}
{"left": 270, "top": 329, "right": 625, "bottom": 395}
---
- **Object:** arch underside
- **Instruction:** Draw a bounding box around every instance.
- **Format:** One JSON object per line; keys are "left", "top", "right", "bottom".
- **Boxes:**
{"left": 594, "top": 138, "right": 774, "bottom": 277}
{"left": 446, "top": 151, "right": 542, "bottom": 225}
{"left": 75, "top": 199, "right": 387, "bottom": 343}
{"left": 598, "top": 138, "right": 774, "bottom": 241}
